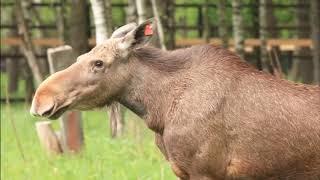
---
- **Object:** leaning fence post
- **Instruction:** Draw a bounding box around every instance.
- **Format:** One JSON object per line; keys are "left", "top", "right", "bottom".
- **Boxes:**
{"left": 47, "top": 45, "right": 84, "bottom": 153}
{"left": 36, "top": 121, "right": 63, "bottom": 155}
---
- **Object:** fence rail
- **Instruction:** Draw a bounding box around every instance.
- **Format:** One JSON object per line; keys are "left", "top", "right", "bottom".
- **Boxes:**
{"left": 1, "top": 37, "right": 312, "bottom": 49}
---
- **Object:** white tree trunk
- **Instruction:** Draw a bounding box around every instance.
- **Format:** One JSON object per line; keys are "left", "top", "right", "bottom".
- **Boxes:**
{"left": 90, "top": 0, "right": 109, "bottom": 43}
{"left": 126, "top": 0, "right": 137, "bottom": 23}
{"left": 90, "top": 0, "right": 124, "bottom": 138}
{"left": 218, "top": 0, "right": 228, "bottom": 48}
{"left": 259, "top": 0, "right": 269, "bottom": 72}
{"left": 150, "top": 0, "right": 166, "bottom": 50}
{"left": 136, "top": 0, "right": 146, "bottom": 24}
{"left": 232, "top": 0, "right": 245, "bottom": 59}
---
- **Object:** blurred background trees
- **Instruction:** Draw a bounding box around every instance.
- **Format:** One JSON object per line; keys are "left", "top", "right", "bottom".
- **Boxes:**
{"left": 1, "top": 1, "right": 318, "bottom": 177}
{"left": 1, "top": 0, "right": 319, "bottom": 101}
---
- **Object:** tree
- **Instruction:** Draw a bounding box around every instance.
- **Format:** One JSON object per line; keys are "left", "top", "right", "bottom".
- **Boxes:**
{"left": 90, "top": 0, "right": 124, "bottom": 138}
{"left": 126, "top": 0, "right": 137, "bottom": 23}
{"left": 290, "top": 0, "right": 313, "bottom": 83}
{"left": 28, "top": 0, "right": 50, "bottom": 78}
{"left": 163, "top": 0, "right": 175, "bottom": 49}
{"left": 105, "top": 0, "right": 113, "bottom": 36}
{"left": 232, "top": 0, "right": 245, "bottom": 59}
{"left": 136, "top": 0, "right": 147, "bottom": 23}
{"left": 259, "top": 0, "right": 272, "bottom": 72}
{"left": 217, "top": 0, "right": 228, "bottom": 48}
{"left": 5, "top": 8, "right": 19, "bottom": 92}
{"left": 15, "top": 0, "right": 44, "bottom": 85}
{"left": 90, "top": 0, "right": 109, "bottom": 43}
{"left": 203, "top": 0, "right": 210, "bottom": 44}
{"left": 310, "top": 0, "right": 320, "bottom": 84}
{"left": 151, "top": 0, "right": 166, "bottom": 50}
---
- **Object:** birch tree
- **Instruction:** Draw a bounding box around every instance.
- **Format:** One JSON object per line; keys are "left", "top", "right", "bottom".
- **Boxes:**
{"left": 15, "top": 0, "right": 44, "bottom": 85}
{"left": 217, "top": 0, "right": 228, "bottom": 48}
{"left": 151, "top": 0, "right": 166, "bottom": 50}
{"left": 90, "top": 0, "right": 124, "bottom": 138}
{"left": 203, "top": 0, "right": 210, "bottom": 43}
{"left": 90, "top": 0, "right": 109, "bottom": 43}
{"left": 259, "top": 0, "right": 270, "bottom": 72}
{"left": 164, "top": 0, "right": 175, "bottom": 49}
{"left": 232, "top": 0, "right": 245, "bottom": 59}
{"left": 136, "top": 0, "right": 147, "bottom": 23}
{"left": 310, "top": 0, "right": 320, "bottom": 84}
{"left": 290, "top": 0, "right": 313, "bottom": 83}
{"left": 126, "top": 0, "right": 137, "bottom": 23}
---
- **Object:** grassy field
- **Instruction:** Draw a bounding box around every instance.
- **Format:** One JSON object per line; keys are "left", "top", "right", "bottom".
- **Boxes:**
{"left": 1, "top": 103, "right": 175, "bottom": 180}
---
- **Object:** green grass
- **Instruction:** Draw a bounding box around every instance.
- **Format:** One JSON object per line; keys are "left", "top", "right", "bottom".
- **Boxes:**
{"left": 1, "top": 103, "right": 175, "bottom": 180}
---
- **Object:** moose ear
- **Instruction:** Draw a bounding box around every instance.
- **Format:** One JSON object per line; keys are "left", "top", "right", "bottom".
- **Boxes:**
{"left": 111, "top": 22, "right": 137, "bottom": 38}
{"left": 119, "top": 18, "right": 156, "bottom": 50}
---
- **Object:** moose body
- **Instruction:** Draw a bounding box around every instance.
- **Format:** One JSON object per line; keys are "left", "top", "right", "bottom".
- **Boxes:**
{"left": 31, "top": 20, "right": 320, "bottom": 179}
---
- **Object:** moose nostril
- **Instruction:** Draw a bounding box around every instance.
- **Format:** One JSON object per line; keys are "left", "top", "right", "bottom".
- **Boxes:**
{"left": 41, "top": 105, "right": 55, "bottom": 117}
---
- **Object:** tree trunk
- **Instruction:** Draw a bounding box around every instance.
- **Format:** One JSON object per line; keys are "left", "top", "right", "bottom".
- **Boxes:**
{"left": 23, "top": 64, "right": 35, "bottom": 103}
{"left": 232, "top": 0, "right": 245, "bottom": 59}
{"left": 15, "top": 0, "right": 44, "bottom": 85}
{"left": 27, "top": 0, "right": 50, "bottom": 78}
{"left": 151, "top": 0, "right": 166, "bottom": 50}
{"left": 90, "top": 0, "right": 125, "bottom": 138}
{"left": 105, "top": 0, "right": 113, "bottom": 37}
{"left": 69, "top": 0, "right": 89, "bottom": 56}
{"left": 6, "top": 10, "right": 19, "bottom": 93}
{"left": 6, "top": 58, "right": 19, "bottom": 93}
{"left": 56, "top": 0, "right": 66, "bottom": 41}
{"left": 250, "top": 1, "right": 262, "bottom": 69}
{"left": 90, "top": 0, "right": 109, "bottom": 43}
{"left": 164, "top": 0, "right": 175, "bottom": 49}
{"left": 202, "top": 0, "right": 210, "bottom": 44}
{"left": 136, "top": 0, "right": 147, "bottom": 24}
{"left": 290, "top": 0, "right": 313, "bottom": 83}
{"left": 310, "top": 0, "right": 320, "bottom": 84}
{"left": 126, "top": 0, "right": 137, "bottom": 23}
{"left": 217, "top": 0, "right": 228, "bottom": 48}
{"left": 259, "top": 0, "right": 271, "bottom": 72}
{"left": 266, "top": 0, "right": 277, "bottom": 38}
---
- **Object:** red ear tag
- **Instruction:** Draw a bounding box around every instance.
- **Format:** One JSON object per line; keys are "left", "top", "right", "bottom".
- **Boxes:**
{"left": 144, "top": 24, "right": 153, "bottom": 36}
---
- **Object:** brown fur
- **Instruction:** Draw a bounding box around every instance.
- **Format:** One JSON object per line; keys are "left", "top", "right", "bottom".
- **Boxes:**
{"left": 32, "top": 40, "right": 320, "bottom": 179}
{"left": 120, "top": 45, "right": 320, "bottom": 179}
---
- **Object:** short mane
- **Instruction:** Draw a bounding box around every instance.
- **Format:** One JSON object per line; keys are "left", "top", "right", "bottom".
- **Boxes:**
{"left": 132, "top": 45, "right": 246, "bottom": 73}
{"left": 132, "top": 46, "right": 192, "bottom": 72}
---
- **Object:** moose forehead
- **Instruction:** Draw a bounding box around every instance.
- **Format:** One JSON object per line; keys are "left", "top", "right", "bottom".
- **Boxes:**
{"left": 77, "top": 39, "right": 119, "bottom": 63}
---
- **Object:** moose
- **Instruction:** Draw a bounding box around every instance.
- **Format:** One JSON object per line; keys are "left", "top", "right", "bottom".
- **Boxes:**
{"left": 30, "top": 19, "right": 320, "bottom": 179}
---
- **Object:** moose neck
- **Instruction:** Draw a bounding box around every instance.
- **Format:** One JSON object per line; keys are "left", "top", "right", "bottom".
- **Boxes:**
{"left": 118, "top": 47, "right": 186, "bottom": 133}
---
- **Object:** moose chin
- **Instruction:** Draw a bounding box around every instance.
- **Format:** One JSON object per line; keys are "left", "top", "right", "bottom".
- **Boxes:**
{"left": 30, "top": 19, "right": 320, "bottom": 180}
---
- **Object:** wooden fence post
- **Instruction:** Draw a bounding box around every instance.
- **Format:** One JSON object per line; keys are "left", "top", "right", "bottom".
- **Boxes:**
{"left": 47, "top": 45, "right": 84, "bottom": 153}
{"left": 36, "top": 121, "right": 63, "bottom": 154}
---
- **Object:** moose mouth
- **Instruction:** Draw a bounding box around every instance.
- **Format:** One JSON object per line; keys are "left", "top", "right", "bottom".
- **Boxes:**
{"left": 43, "top": 105, "right": 70, "bottom": 120}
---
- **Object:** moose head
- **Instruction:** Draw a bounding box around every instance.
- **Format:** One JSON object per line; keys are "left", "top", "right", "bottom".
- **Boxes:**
{"left": 30, "top": 19, "right": 156, "bottom": 119}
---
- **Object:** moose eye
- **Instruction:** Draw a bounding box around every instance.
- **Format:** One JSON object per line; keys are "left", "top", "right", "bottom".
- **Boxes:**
{"left": 94, "top": 60, "right": 104, "bottom": 68}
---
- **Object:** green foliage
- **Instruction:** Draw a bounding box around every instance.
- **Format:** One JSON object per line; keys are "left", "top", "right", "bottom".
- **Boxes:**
{"left": 1, "top": 104, "right": 175, "bottom": 180}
